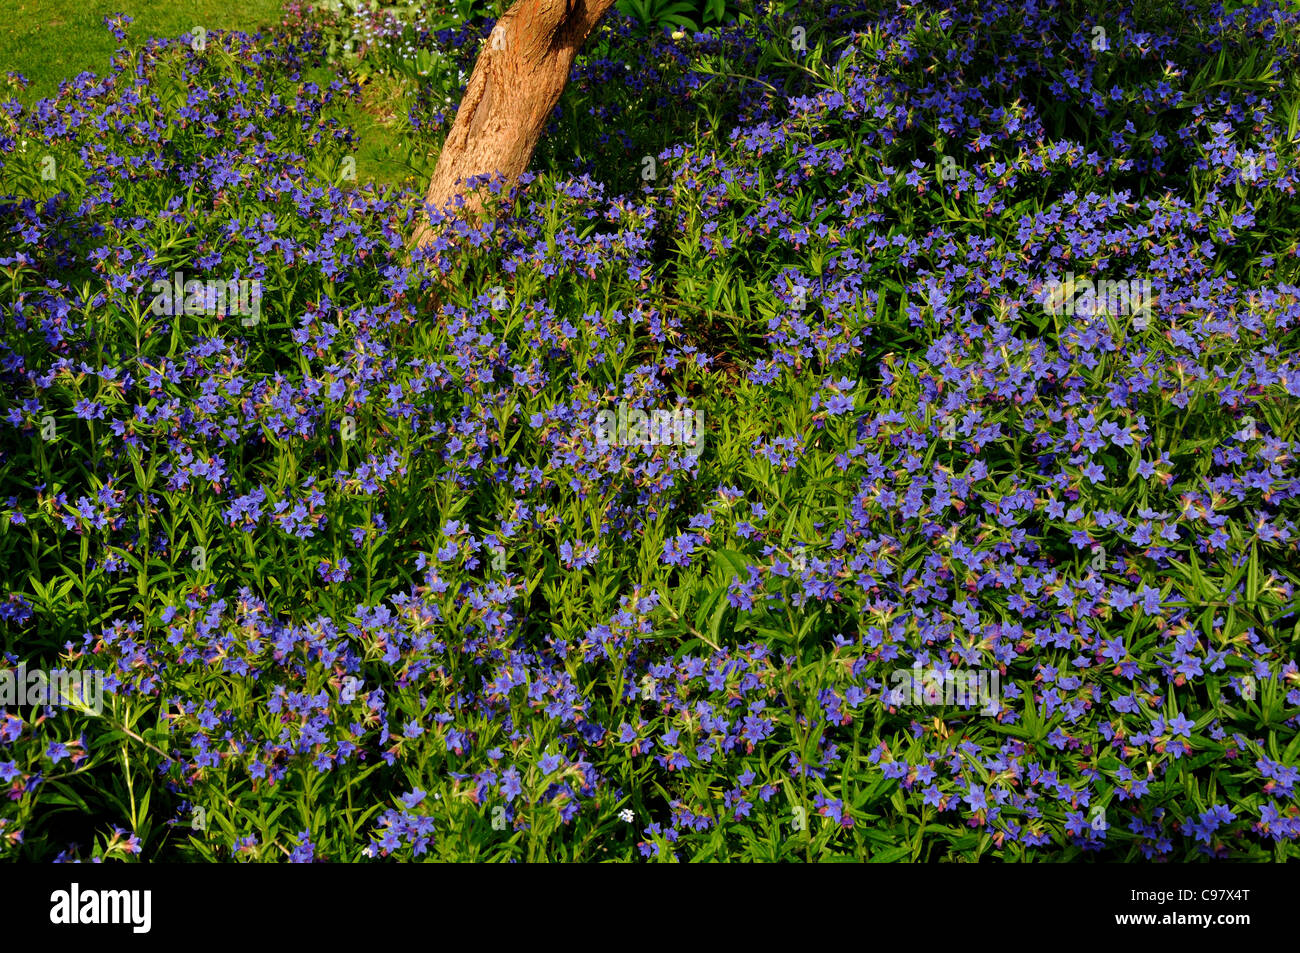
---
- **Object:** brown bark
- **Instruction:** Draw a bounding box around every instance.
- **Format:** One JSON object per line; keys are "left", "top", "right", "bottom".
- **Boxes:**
{"left": 411, "top": 0, "right": 617, "bottom": 249}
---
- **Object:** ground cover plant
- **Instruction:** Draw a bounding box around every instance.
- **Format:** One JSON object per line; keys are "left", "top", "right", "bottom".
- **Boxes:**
{"left": 0, "top": 0, "right": 286, "bottom": 103}
{"left": 1, "top": 0, "right": 1299, "bottom": 862}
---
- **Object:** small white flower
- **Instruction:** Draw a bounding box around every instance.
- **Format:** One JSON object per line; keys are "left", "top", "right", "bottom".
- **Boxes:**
{"left": 618, "top": 808, "right": 634, "bottom": 823}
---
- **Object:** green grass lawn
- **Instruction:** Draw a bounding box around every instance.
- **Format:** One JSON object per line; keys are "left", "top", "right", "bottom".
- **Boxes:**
{"left": 2, "top": 0, "right": 286, "bottom": 103}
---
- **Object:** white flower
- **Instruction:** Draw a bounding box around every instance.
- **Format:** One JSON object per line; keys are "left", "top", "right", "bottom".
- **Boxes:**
{"left": 618, "top": 808, "right": 635, "bottom": 823}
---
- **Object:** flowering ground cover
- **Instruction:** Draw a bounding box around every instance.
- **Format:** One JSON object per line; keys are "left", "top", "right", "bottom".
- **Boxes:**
{"left": 0, "top": 0, "right": 285, "bottom": 103}
{"left": 1, "top": 0, "right": 1299, "bottom": 862}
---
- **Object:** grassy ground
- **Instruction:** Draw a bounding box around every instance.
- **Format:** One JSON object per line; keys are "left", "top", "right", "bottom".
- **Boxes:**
{"left": 2, "top": 0, "right": 418, "bottom": 187}
{"left": 2, "top": 0, "right": 286, "bottom": 103}
{"left": 343, "top": 73, "right": 433, "bottom": 191}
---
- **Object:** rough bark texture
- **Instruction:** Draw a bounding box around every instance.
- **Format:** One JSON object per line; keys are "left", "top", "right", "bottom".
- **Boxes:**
{"left": 411, "top": 0, "right": 617, "bottom": 248}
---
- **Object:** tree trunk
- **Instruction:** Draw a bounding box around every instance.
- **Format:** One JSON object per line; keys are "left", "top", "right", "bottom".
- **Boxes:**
{"left": 411, "top": 0, "right": 617, "bottom": 248}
